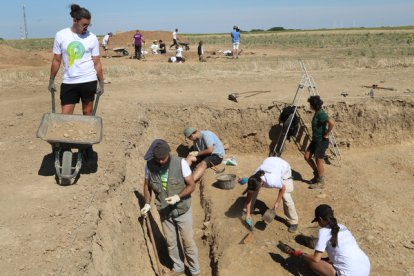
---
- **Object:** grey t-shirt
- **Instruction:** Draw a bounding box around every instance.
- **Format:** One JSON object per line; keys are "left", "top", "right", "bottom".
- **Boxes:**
{"left": 195, "top": 130, "right": 225, "bottom": 158}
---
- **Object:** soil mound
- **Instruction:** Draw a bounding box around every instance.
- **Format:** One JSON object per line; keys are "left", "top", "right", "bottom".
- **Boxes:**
{"left": 0, "top": 44, "right": 49, "bottom": 68}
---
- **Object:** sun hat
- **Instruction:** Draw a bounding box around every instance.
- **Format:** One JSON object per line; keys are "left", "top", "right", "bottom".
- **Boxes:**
{"left": 183, "top": 127, "right": 196, "bottom": 138}
{"left": 311, "top": 204, "right": 333, "bottom": 223}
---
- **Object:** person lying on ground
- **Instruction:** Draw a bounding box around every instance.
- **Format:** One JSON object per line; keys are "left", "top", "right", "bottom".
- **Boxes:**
{"left": 183, "top": 127, "right": 225, "bottom": 182}
{"left": 141, "top": 139, "right": 201, "bottom": 276}
{"left": 244, "top": 157, "right": 299, "bottom": 233}
{"left": 280, "top": 204, "right": 370, "bottom": 276}
{"left": 304, "top": 95, "right": 335, "bottom": 189}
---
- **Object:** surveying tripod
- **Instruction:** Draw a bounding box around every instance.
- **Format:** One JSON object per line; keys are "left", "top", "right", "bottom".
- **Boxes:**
{"left": 273, "top": 60, "right": 341, "bottom": 165}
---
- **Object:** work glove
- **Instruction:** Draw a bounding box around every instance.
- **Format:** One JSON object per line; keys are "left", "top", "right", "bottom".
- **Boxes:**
{"left": 48, "top": 78, "right": 56, "bottom": 93}
{"left": 165, "top": 195, "right": 180, "bottom": 205}
{"left": 140, "top": 203, "right": 151, "bottom": 215}
{"left": 278, "top": 241, "right": 303, "bottom": 257}
{"left": 96, "top": 80, "right": 104, "bottom": 95}
{"left": 189, "top": 151, "right": 199, "bottom": 157}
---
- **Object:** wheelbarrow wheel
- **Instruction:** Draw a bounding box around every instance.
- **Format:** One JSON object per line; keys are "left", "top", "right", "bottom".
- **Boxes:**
{"left": 61, "top": 150, "right": 73, "bottom": 185}
{"left": 122, "top": 50, "right": 129, "bottom": 56}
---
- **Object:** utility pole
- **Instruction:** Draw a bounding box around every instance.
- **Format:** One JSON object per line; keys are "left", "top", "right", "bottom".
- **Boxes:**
{"left": 22, "top": 4, "right": 28, "bottom": 39}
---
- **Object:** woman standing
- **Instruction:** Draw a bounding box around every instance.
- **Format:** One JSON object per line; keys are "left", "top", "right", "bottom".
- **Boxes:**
{"left": 48, "top": 4, "right": 104, "bottom": 116}
{"left": 244, "top": 157, "right": 299, "bottom": 233}
{"left": 282, "top": 204, "right": 370, "bottom": 276}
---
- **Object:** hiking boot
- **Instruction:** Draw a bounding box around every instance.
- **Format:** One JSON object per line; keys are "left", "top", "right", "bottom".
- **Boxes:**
{"left": 309, "top": 176, "right": 325, "bottom": 189}
{"left": 288, "top": 224, "right": 298, "bottom": 233}
{"left": 309, "top": 171, "right": 319, "bottom": 184}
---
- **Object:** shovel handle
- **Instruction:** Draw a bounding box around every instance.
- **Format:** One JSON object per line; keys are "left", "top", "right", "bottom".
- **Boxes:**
{"left": 51, "top": 90, "right": 56, "bottom": 113}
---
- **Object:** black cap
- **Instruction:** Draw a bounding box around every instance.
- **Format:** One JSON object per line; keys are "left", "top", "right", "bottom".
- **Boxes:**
{"left": 311, "top": 204, "right": 332, "bottom": 223}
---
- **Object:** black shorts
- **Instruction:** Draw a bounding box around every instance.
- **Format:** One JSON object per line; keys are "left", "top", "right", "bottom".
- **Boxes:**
{"left": 307, "top": 139, "right": 329, "bottom": 159}
{"left": 196, "top": 154, "right": 223, "bottom": 168}
{"left": 60, "top": 81, "right": 97, "bottom": 105}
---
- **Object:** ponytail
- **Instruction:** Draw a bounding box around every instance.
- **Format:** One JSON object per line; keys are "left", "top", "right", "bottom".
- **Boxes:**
{"left": 327, "top": 214, "right": 340, "bottom": 247}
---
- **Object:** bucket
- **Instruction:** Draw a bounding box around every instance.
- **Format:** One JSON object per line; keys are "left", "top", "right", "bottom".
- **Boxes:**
{"left": 216, "top": 174, "right": 237, "bottom": 190}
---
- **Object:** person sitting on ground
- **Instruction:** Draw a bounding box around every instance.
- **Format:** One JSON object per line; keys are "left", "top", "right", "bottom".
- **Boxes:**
{"left": 175, "top": 44, "right": 184, "bottom": 63}
{"left": 158, "top": 40, "right": 166, "bottom": 54}
{"left": 150, "top": 40, "right": 159, "bottom": 54}
{"left": 281, "top": 204, "right": 370, "bottom": 276}
{"left": 141, "top": 139, "right": 201, "bottom": 276}
{"left": 198, "top": 41, "right": 206, "bottom": 62}
{"left": 183, "top": 127, "right": 225, "bottom": 182}
{"left": 244, "top": 157, "right": 299, "bottom": 233}
{"left": 101, "top": 32, "right": 113, "bottom": 58}
{"left": 304, "top": 95, "right": 335, "bottom": 189}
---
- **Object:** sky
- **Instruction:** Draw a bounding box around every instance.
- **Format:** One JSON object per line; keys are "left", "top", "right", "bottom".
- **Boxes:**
{"left": 1, "top": 0, "right": 413, "bottom": 39}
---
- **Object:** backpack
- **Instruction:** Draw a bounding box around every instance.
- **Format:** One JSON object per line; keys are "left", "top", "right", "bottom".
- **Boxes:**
{"left": 279, "top": 106, "right": 299, "bottom": 141}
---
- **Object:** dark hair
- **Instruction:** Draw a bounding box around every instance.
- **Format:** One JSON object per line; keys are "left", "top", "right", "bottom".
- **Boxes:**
{"left": 247, "top": 170, "right": 265, "bottom": 191}
{"left": 307, "top": 95, "right": 323, "bottom": 111}
{"left": 321, "top": 205, "right": 340, "bottom": 247}
{"left": 70, "top": 4, "right": 91, "bottom": 20}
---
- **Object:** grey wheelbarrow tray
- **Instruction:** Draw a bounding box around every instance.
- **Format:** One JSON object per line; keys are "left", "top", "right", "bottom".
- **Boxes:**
{"left": 36, "top": 91, "right": 103, "bottom": 184}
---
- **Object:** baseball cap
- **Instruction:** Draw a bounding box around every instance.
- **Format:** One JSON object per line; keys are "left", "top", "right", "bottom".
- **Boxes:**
{"left": 144, "top": 139, "right": 170, "bottom": 160}
{"left": 311, "top": 204, "right": 332, "bottom": 223}
{"left": 183, "top": 127, "right": 196, "bottom": 138}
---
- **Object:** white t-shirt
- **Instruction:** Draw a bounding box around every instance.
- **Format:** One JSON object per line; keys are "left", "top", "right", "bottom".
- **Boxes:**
{"left": 102, "top": 34, "right": 109, "bottom": 46}
{"left": 315, "top": 224, "right": 371, "bottom": 276}
{"left": 254, "top": 157, "right": 291, "bottom": 189}
{"left": 172, "top": 31, "right": 177, "bottom": 40}
{"left": 150, "top": 44, "right": 159, "bottom": 54}
{"left": 144, "top": 159, "right": 191, "bottom": 179}
{"left": 176, "top": 47, "right": 183, "bottom": 58}
{"left": 53, "top": 28, "right": 99, "bottom": 84}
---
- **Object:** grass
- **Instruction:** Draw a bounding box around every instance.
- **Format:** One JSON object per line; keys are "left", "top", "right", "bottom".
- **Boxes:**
{"left": 0, "top": 38, "right": 53, "bottom": 51}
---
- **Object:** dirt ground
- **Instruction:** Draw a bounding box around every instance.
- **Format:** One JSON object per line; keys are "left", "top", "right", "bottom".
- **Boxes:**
{"left": 0, "top": 33, "right": 414, "bottom": 276}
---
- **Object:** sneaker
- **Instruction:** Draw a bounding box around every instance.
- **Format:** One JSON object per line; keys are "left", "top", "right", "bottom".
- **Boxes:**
{"left": 288, "top": 224, "right": 298, "bottom": 233}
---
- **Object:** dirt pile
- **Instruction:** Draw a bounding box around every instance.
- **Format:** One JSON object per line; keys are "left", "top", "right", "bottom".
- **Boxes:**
{"left": 0, "top": 44, "right": 49, "bottom": 68}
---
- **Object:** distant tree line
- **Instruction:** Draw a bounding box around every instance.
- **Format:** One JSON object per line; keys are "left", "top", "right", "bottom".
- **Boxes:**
{"left": 247, "top": 27, "right": 287, "bottom": 32}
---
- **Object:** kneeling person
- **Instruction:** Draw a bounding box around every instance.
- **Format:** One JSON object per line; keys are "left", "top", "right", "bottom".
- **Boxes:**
{"left": 141, "top": 140, "right": 200, "bottom": 276}
{"left": 184, "top": 127, "right": 225, "bottom": 182}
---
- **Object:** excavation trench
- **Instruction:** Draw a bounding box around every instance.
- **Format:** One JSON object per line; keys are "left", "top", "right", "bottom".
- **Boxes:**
{"left": 86, "top": 98, "right": 414, "bottom": 275}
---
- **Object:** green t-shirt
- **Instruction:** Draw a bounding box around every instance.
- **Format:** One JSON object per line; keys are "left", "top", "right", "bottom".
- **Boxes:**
{"left": 312, "top": 109, "right": 329, "bottom": 141}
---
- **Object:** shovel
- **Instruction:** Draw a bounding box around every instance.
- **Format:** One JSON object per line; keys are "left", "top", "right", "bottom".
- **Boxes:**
{"left": 241, "top": 217, "right": 254, "bottom": 244}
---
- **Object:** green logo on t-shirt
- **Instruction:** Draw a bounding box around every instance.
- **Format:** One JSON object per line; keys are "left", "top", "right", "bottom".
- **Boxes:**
{"left": 67, "top": 41, "right": 85, "bottom": 67}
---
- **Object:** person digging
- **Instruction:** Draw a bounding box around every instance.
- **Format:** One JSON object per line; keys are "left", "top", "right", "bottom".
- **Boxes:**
{"left": 278, "top": 204, "right": 370, "bottom": 276}
{"left": 243, "top": 157, "right": 299, "bottom": 233}
{"left": 183, "top": 127, "right": 225, "bottom": 182}
{"left": 304, "top": 96, "right": 335, "bottom": 189}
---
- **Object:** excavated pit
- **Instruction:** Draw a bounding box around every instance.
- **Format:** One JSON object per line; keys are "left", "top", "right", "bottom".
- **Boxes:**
{"left": 86, "top": 98, "right": 414, "bottom": 275}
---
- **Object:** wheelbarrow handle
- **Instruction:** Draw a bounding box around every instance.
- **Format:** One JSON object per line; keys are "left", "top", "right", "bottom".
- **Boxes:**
{"left": 51, "top": 90, "right": 56, "bottom": 113}
{"left": 92, "top": 93, "right": 101, "bottom": 116}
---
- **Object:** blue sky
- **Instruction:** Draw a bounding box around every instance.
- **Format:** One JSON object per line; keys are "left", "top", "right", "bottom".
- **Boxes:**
{"left": 1, "top": 0, "right": 413, "bottom": 39}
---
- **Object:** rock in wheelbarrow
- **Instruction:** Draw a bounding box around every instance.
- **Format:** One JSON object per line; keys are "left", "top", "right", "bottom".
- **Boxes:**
{"left": 262, "top": 208, "right": 276, "bottom": 224}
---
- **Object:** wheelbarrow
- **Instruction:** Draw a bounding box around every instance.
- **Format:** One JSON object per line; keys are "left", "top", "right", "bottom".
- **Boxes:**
{"left": 36, "top": 91, "right": 103, "bottom": 185}
{"left": 112, "top": 47, "right": 129, "bottom": 56}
